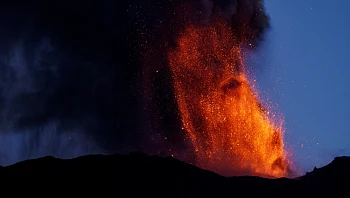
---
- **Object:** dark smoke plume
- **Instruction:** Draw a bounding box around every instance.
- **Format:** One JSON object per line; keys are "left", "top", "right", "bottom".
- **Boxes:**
{"left": 0, "top": 0, "right": 269, "bottom": 165}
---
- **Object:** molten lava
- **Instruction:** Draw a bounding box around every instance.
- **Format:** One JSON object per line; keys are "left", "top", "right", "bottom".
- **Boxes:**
{"left": 169, "top": 21, "right": 290, "bottom": 178}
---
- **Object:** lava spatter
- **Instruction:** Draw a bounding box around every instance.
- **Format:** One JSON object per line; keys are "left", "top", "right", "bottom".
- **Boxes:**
{"left": 169, "top": 20, "right": 290, "bottom": 178}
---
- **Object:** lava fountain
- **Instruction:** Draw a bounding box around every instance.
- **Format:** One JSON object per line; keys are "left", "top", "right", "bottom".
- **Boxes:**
{"left": 169, "top": 20, "right": 290, "bottom": 178}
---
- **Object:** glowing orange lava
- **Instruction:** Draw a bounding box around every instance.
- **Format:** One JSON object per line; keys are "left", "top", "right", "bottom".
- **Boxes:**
{"left": 169, "top": 21, "right": 290, "bottom": 178}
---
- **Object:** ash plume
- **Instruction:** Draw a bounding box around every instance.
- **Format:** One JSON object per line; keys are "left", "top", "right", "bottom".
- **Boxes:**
{"left": 207, "top": 0, "right": 270, "bottom": 46}
{"left": 0, "top": 0, "right": 270, "bottom": 165}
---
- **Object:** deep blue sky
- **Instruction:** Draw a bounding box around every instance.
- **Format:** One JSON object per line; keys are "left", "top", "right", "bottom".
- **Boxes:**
{"left": 253, "top": 0, "right": 350, "bottom": 173}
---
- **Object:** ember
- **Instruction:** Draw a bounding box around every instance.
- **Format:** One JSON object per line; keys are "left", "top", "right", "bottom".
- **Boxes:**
{"left": 169, "top": 20, "right": 290, "bottom": 178}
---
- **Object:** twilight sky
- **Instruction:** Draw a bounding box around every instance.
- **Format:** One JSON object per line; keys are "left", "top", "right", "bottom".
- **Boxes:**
{"left": 254, "top": 0, "right": 350, "bottom": 173}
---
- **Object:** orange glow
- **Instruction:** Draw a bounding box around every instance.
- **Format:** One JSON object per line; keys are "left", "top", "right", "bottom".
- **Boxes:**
{"left": 169, "top": 21, "right": 290, "bottom": 178}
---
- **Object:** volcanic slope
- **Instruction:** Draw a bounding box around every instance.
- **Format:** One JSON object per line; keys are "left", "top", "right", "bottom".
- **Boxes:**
{"left": 0, "top": 153, "right": 349, "bottom": 197}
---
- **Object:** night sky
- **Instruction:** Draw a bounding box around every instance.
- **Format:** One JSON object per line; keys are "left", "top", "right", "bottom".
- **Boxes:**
{"left": 0, "top": 0, "right": 348, "bottom": 175}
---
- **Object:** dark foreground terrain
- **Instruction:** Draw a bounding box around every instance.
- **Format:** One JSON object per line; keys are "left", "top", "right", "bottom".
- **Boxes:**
{"left": 0, "top": 153, "right": 348, "bottom": 197}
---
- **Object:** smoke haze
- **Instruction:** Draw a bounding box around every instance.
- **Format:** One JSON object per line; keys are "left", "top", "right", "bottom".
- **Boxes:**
{"left": 0, "top": 0, "right": 270, "bottom": 166}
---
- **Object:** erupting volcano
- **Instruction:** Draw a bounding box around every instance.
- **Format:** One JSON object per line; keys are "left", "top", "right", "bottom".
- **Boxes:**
{"left": 169, "top": 20, "right": 290, "bottom": 178}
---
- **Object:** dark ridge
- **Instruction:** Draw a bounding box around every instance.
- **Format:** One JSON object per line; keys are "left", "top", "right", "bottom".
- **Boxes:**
{"left": 0, "top": 154, "right": 348, "bottom": 197}
{"left": 299, "top": 157, "right": 350, "bottom": 184}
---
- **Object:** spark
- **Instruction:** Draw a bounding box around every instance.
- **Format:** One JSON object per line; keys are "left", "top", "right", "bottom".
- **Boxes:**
{"left": 168, "top": 20, "right": 291, "bottom": 178}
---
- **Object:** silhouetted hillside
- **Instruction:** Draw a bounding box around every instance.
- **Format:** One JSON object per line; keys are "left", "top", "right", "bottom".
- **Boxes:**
{"left": 0, "top": 153, "right": 348, "bottom": 197}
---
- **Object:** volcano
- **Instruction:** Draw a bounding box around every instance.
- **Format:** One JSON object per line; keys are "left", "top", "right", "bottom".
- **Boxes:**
{"left": 0, "top": 0, "right": 315, "bottom": 180}
{"left": 140, "top": 0, "right": 292, "bottom": 177}
{"left": 0, "top": 153, "right": 348, "bottom": 197}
